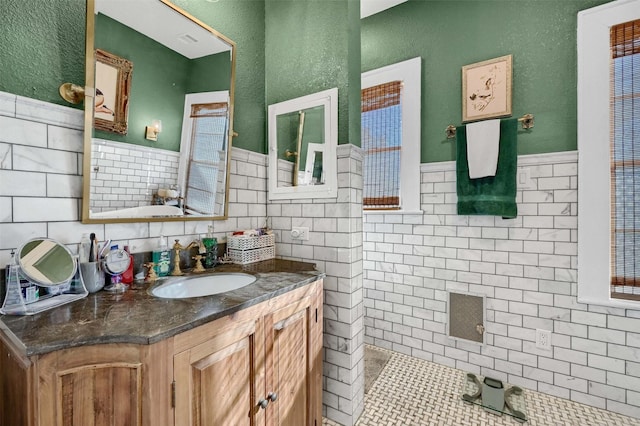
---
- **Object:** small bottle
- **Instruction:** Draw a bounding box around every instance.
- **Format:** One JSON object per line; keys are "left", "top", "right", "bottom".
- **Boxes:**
{"left": 202, "top": 225, "right": 217, "bottom": 269}
{"left": 153, "top": 236, "right": 171, "bottom": 277}
{"left": 121, "top": 246, "right": 134, "bottom": 285}
{"left": 79, "top": 233, "right": 90, "bottom": 264}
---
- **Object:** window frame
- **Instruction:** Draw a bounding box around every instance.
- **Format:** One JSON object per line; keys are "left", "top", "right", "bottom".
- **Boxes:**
{"left": 361, "top": 57, "right": 422, "bottom": 214}
{"left": 577, "top": 0, "right": 640, "bottom": 308}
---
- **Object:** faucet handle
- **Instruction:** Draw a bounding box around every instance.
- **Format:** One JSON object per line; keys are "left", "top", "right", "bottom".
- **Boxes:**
{"left": 191, "top": 255, "right": 205, "bottom": 273}
{"left": 143, "top": 262, "right": 158, "bottom": 283}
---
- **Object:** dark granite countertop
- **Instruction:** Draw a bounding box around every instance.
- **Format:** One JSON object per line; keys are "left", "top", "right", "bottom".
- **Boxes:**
{"left": 0, "top": 259, "right": 324, "bottom": 357}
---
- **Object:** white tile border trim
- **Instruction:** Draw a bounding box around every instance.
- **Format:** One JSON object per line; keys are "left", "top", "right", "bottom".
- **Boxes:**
{"left": 420, "top": 150, "right": 578, "bottom": 173}
{"left": 14, "top": 94, "right": 83, "bottom": 130}
{"left": 0, "top": 91, "right": 17, "bottom": 117}
{"left": 92, "top": 138, "right": 181, "bottom": 159}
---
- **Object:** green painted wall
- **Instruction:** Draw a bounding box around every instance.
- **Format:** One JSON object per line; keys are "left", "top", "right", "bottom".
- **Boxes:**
{"left": 361, "top": 0, "right": 610, "bottom": 163}
{"left": 95, "top": 14, "right": 189, "bottom": 151}
{"left": 3, "top": 0, "right": 608, "bottom": 159}
{"left": 348, "top": 0, "right": 361, "bottom": 148}
{"left": 94, "top": 15, "right": 231, "bottom": 152}
{"left": 0, "top": 0, "right": 85, "bottom": 106}
{"left": 173, "top": 0, "right": 266, "bottom": 153}
{"left": 0, "top": 0, "right": 265, "bottom": 153}
{"left": 187, "top": 52, "right": 231, "bottom": 94}
{"left": 265, "top": 0, "right": 356, "bottom": 145}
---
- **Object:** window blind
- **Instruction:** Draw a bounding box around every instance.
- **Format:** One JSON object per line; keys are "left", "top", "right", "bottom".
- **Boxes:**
{"left": 184, "top": 102, "right": 228, "bottom": 216}
{"left": 610, "top": 19, "right": 640, "bottom": 299}
{"left": 361, "top": 81, "right": 402, "bottom": 210}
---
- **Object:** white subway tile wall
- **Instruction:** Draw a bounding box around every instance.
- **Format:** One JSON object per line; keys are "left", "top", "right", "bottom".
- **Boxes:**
{"left": 269, "top": 144, "right": 365, "bottom": 426}
{"left": 363, "top": 152, "right": 640, "bottom": 420}
{"left": 90, "top": 138, "right": 180, "bottom": 212}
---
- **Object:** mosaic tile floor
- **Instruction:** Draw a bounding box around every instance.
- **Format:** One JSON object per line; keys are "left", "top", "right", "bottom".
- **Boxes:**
{"left": 323, "top": 345, "right": 639, "bottom": 426}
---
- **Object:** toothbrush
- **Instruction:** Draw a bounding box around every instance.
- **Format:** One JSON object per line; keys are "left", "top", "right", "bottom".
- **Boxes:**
{"left": 89, "top": 233, "right": 96, "bottom": 262}
{"left": 99, "top": 239, "right": 112, "bottom": 259}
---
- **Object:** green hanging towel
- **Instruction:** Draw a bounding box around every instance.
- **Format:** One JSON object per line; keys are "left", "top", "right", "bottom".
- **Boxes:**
{"left": 456, "top": 118, "right": 518, "bottom": 218}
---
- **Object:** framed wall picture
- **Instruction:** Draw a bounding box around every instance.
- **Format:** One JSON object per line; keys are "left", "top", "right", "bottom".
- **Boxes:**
{"left": 94, "top": 49, "right": 133, "bottom": 134}
{"left": 462, "top": 54, "right": 512, "bottom": 122}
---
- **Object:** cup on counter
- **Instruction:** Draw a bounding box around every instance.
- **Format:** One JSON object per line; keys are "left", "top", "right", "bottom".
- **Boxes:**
{"left": 79, "top": 262, "right": 105, "bottom": 293}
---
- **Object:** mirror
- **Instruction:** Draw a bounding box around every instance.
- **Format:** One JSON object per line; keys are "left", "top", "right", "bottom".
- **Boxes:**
{"left": 268, "top": 88, "right": 338, "bottom": 200}
{"left": 82, "top": 0, "right": 236, "bottom": 223}
{"left": 18, "top": 238, "right": 76, "bottom": 286}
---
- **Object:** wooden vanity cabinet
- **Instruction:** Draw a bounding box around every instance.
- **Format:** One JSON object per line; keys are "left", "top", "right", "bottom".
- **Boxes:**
{"left": 172, "top": 279, "right": 323, "bottom": 426}
{"left": 0, "top": 278, "right": 322, "bottom": 426}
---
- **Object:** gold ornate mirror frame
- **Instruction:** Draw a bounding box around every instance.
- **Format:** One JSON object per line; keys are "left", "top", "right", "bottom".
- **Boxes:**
{"left": 93, "top": 49, "right": 132, "bottom": 135}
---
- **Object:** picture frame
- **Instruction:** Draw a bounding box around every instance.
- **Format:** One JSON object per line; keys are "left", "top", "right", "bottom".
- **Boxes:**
{"left": 94, "top": 49, "right": 133, "bottom": 134}
{"left": 462, "top": 54, "right": 512, "bottom": 122}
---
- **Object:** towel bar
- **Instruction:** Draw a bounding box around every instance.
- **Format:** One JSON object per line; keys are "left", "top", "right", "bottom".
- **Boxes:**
{"left": 445, "top": 113, "right": 534, "bottom": 139}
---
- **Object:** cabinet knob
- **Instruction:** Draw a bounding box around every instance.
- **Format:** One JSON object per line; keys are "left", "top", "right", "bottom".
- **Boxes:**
{"left": 258, "top": 399, "right": 269, "bottom": 409}
{"left": 268, "top": 392, "right": 278, "bottom": 402}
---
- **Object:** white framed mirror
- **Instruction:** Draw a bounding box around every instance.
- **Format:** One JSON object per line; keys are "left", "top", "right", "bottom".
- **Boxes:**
{"left": 82, "top": 0, "right": 236, "bottom": 223}
{"left": 268, "top": 88, "right": 338, "bottom": 200}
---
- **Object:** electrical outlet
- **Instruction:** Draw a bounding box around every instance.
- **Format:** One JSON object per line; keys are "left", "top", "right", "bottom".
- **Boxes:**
{"left": 291, "top": 227, "right": 309, "bottom": 241}
{"left": 518, "top": 168, "right": 530, "bottom": 185}
{"left": 536, "top": 329, "right": 552, "bottom": 350}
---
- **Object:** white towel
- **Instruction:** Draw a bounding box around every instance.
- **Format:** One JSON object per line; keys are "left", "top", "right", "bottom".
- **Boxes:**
{"left": 466, "top": 119, "right": 501, "bottom": 179}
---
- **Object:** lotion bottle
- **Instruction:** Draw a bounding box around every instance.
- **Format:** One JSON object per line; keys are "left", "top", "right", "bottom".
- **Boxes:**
{"left": 79, "top": 233, "right": 90, "bottom": 264}
{"left": 121, "top": 245, "right": 134, "bottom": 285}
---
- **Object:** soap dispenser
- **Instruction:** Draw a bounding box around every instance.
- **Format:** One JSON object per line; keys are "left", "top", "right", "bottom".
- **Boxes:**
{"left": 202, "top": 225, "right": 218, "bottom": 269}
{"left": 152, "top": 235, "right": 171, "bottom": 277}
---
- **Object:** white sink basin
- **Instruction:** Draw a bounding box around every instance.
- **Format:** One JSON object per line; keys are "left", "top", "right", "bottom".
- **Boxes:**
{"left": 150, "top": 273, "right": 257, "bottom": 299}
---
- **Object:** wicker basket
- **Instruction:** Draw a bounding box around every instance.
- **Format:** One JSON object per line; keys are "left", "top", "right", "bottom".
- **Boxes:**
{"left": 227, "top": 234, "right": 275, "bottom": 250}
{"left": 228, "top": 246, "right": 275, "bottom": 265}
{"left": 227, "top": 234, "right": 275, "bottom": 264}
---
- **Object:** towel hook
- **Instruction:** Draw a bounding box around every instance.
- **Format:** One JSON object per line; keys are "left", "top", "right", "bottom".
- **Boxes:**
{"left": 445, "top": 125, "right": 457, "bottom": 139}
{"left": 518, "top": 113, "right": 534, "bottom": 130}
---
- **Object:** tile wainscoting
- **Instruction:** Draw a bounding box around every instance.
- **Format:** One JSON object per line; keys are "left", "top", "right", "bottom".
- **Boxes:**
{"left": 363, "top": 151, "right": 640, "bottom": 420}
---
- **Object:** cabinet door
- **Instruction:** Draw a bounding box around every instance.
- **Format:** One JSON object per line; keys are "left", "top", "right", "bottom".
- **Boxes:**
{"left": 0, "top": 336, "right": 35, "bottom": 426}
{"left": 264, "top": 288, "right": 322, "bottom": 426}
{"left": 37, "top": 345, "right": 146, "bottom": 426}
{"left": 56, "top": 363, "right": 142, "bottom": 426}
{"left": 173, "top": 320, "right": 263, "bottom": 426}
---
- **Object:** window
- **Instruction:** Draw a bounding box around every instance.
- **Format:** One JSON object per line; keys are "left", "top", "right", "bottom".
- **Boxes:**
{"left": 178, "top": 91, "right": 230, "bottom": 216}
{"left": 578, "top": 0, "right": 640, "bottom": 307}
{"left": 361, "top": 57, "right": 421, "bottom": 213}
{"left": 185, "top": 102, "right": 228, "bottom": 215}
{"left": 611, "top": 19, "right": 640, "bottom": 297}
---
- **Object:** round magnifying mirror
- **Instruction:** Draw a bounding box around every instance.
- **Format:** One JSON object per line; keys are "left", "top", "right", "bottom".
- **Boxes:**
{"left": 104, "top": 248, "right": 130, "bottom": 275}
{"left": 17, "top": 238, "right": 76, "bottom": 286}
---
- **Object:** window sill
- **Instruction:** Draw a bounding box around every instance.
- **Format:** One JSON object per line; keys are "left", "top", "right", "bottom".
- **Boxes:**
{"left": 577, "top": 295, "right": 640, "bottom": 310}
